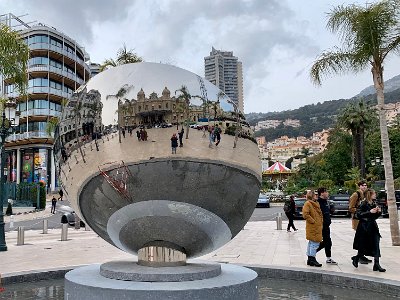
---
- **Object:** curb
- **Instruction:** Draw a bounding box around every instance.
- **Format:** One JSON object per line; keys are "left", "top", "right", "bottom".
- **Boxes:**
{"left": 2, "top": 264, "right": 400, "bottom": 297}
{"left": 246, "top": 264, "right": 400, "bottom": 297}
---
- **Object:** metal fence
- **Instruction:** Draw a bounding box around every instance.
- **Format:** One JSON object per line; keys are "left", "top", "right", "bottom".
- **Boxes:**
{"left": 3, "top": 182, "right": 41, "bottom": 207}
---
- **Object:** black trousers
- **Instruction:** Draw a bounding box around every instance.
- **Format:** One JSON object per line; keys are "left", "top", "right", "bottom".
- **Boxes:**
{"left": 285, "top": 212, "right": 296, "bottom": 231}
{"left": 317, "top": 226, "right": 332, "bottom": 257}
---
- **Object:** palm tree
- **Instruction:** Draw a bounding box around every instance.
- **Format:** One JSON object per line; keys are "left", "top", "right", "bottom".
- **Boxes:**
{"left": 106, "top": 84, "right": 134, "bottom": 143}
{"left": 175, "top": 86, "right": 192, "bottom": 139}
{"left": 0, "top": 24, "right": 29, "bottom": 95}
{"left": 100, "top": 44, "right": 143, "bottom": 71}
{"left": 45, "top": 117, "right": 59, "bottom": 137}
{"left": 310, "top": 0, "right": 400, "bottom": 245}
{"left": 337, "top": 101, "right": 377, "bottom": 178}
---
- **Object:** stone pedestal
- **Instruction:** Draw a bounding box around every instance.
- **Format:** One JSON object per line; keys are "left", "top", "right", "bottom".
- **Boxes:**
{"left": 64, "top": 261, "right": 258, "bottom": 300}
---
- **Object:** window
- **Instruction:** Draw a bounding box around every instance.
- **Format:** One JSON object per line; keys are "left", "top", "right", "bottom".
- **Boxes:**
{"left": 26, "top": 35, "right": 49, "bottom": 45}
{"left": 35, "top": 100, "right": 49, "bottom": 109}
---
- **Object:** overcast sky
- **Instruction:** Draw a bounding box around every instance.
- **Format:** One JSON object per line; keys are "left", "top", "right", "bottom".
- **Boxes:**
{"left": 2, "top": 0, "right": 399, "bottom": 113}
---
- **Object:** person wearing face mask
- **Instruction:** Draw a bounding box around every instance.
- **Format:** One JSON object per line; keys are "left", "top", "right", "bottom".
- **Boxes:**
{"left": 352, "top": 188, "right": 386, "bottom": 272}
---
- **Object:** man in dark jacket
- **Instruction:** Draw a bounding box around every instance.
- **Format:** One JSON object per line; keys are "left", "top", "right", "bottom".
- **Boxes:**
{"left": 178, "top": 128, "right": 184, "bottom": 147}
{"left": 316, "top": 187, "right": 337, "bottom": 265}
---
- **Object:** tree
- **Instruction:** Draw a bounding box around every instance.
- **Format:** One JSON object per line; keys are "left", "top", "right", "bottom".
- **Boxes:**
{"left": 100, "top": 44, "right": 143, "bottom": 71}
{"left": 175, "top": 86, "right": 192, "bottom": 139}
{"left": 310, "top": 0, "right": 400, "bottom": 245}
{"left": 106, "top": 84, "right": 134, "bottom": 143}
{"left": 337, "top": 101, "right": 377, "bottom": 178}
{"left": 0, "top": 24, "right": 29, "bottom": 95}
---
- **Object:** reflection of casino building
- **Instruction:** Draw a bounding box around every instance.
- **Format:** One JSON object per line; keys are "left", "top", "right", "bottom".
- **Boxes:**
{"left": 2, "top": 14, "right": 90, "bottom": 191}
{"left": 55, "top": 89, "right": 102, "bottom": 154}
{"left": 119, "top": 87, "right": 203, "bottom": 127}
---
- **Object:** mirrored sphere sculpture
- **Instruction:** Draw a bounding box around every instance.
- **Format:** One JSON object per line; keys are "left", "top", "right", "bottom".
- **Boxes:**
{"left": 54, "top": 62, "right": 261, "bottom": 261}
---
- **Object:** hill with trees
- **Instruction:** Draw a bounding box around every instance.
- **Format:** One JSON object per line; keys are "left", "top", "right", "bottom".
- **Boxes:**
{"left": 248, "top": 86, "right": 400, "bottom": 141}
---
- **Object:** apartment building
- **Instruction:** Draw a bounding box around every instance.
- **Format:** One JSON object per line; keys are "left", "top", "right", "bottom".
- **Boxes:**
{"left": 1, "top": 13, "right": 90, "bottom": 191}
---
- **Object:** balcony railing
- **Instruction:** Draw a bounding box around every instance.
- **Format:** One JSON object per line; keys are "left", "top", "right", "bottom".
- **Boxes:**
{"left": 5, "top": 131, "right": 53, "bottom": 142}
{"left": 20, "top": 109, "right": 61, "bottom": 118}
{"left": 5, "top": 87, "right": 73, "bottom": 99}
{"left": 28, "top": 65, "right": 84, "bottom": 85}
{"left": 28, "top": 43, "right": 90, "bottom": 73}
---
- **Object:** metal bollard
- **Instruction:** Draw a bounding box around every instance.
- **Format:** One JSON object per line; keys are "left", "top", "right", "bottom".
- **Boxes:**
{"left": 42, "top": 219, "right": 48, "bottom": 234}
{"left": 276, "top": 212, "right": 282, "bottom": 230}
{"left": 74, "top": 215, "right": 80, "bottom": 230}
{"left": 17, "top": 226, "right": 25, "bottom": 245}
{"left": 61, "top": 223, "right": 68, "bottom": 241}
{"left": 9, "top": 215, "right": 14, "bottom": 229}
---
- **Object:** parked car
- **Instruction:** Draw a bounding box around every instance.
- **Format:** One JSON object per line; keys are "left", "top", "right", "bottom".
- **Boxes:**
{"left": 293, "top": 197, "right": 335, "bottom": 219}
{"left": 329, "top": 194, "right": 351, "bottom": 217}
{"left": 57, "top": 205, "right": 85, "bottom": 227}
{"left": 256, "top": 193, "right": 270, "bottom": 208}
{"left": 293, "top": 198, "right": 306, "bottom": 219}
{"left": 376, "top": 190, "right": 400, "bottom": 217}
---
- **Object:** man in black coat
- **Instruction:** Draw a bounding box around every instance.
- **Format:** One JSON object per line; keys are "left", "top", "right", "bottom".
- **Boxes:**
{"left": 178, "top": 128, "right": 184, "bottom": 147}
{"left": 316, "top": 187, "right": 337, "bottom": 265}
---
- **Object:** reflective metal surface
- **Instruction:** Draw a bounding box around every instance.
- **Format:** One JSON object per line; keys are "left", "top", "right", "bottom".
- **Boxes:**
{"left": 54, "top": 62, "right": 261, "bottom": 258}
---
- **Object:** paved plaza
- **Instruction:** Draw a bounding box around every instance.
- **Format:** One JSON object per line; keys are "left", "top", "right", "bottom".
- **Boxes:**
{"left": 2, "top": 207, "right": 400, "bottom": 285}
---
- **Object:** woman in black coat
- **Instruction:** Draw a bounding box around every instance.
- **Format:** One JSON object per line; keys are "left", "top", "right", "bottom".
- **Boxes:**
{"left": 286, "top": 195, "right": 297, "bottom": 232}
{"left": 351, "top": 188, "right": 386, "bottom": 272}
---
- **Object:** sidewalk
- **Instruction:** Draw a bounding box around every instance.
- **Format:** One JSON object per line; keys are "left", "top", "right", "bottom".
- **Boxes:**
{"left": 1, "top": 218, "right": 399, "bottom": 283}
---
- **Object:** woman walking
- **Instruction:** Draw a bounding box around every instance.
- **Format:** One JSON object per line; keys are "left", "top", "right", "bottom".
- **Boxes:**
{"left": 286, "top": 195, "right": 297, "bottom": 232}
{"left": 302, "top": 190, "right": 323, "bottom": 267}
{"left": 352, "top": 188, "right": 386, "bottom": 272}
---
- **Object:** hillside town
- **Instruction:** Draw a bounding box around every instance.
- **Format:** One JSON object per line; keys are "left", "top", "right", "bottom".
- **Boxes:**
{"left": 255, "top": 101, "right": 400, "bottom": 172}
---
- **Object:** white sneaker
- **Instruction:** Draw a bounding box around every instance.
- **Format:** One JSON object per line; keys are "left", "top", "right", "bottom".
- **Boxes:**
{"left": 326, "top": 258, "right": 338, "bottom": 265}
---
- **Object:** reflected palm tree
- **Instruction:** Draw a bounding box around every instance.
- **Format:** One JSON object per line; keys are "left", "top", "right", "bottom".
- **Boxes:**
{"left": 106, "top": 84, "right": 134, "bottom": 143}
{"left": 175, "top": 86, "right": 192, "bottom": 139}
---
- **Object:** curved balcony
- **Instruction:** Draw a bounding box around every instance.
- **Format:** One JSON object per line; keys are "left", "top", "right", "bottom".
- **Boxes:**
{"left": 28, "top": 64, "right": 85, "bottom": 85}
{"left": 20, "top": 109, "right": 61, "bottom": 118}
{"left": 5, "top": 131, "right": 52, "bottom": 142}
{"left": 29, "top": 43, "right": 90, "bottom": 73}
{"left": 28, "top": 86, "right": 73, "bottom": 98}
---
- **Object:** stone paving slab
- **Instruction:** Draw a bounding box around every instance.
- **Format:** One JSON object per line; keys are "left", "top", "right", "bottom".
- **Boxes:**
{"left": 1, "top": 219, "right": 399, "bottom": 284}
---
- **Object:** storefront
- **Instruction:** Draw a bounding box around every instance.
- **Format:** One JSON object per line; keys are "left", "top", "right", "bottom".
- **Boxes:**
{"left": 5, "top": 147, "right": 55, "bottom": 189}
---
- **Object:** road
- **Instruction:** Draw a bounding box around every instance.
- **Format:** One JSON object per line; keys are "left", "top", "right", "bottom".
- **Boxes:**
{"left": 4, "top": 202, "right": 74, "bottom": 232}
{"left": 5, "top": 204, "right": 362, "bottom": 232}
{"left": 249, "top": 206, "right": 291, "bottom": 222}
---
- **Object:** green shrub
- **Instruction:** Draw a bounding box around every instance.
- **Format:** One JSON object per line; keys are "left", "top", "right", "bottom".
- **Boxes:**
{"left": 16, "top": 182, "right": 46, "bottom": 209}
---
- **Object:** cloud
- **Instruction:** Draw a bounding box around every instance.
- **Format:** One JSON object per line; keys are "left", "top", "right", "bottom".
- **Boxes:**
{"left": 3, "top": 0, "right": 364, "bottom": 113}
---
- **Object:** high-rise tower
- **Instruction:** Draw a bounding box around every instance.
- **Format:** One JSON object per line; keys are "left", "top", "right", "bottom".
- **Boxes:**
{"left": 204, "top": 47, "right": 244, "bottom": 112}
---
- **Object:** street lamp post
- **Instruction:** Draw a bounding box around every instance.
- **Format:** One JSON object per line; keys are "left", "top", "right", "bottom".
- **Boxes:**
{"left": 0, "top": 100, "right": 19, "bottom": 252}
{"left": 371, "top": 157, "right": 383, "bottom": 180}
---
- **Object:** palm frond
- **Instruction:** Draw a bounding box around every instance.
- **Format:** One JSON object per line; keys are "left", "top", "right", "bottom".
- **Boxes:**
{"left": 310, "top": 49, "right": 367, "bottom": 85}
{"left": 99, "top": 59, "right": 117, "bottom": 71}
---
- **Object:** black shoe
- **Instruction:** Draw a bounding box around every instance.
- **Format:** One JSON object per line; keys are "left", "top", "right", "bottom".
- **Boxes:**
{"left": 351, "top": 256, "right": 359, "bottom": 268}
{"left": 373, "top": 263, "right": 386, "bottom": 272}
{"left": 308, "top": 257, "right": 322, "bottom": 267}
{"left": 359, "top": 256, "right": 370, "bottom": 264}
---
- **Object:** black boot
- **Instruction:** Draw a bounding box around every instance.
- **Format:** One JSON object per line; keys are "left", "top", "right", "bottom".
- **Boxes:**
{"left": 359, "top": 255, "right": 371, "bottom": 264}
{"left": 307, "top": 256, "right": 312, "bottom": 266}
{"left": 373, "top": 258, "right": 386, "bottom": 272}
{"left": 308, "top": 256, "right": 322, "bottom": 267}
{"left": 351, "top": 256, "right": 359, "bottom": 268}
